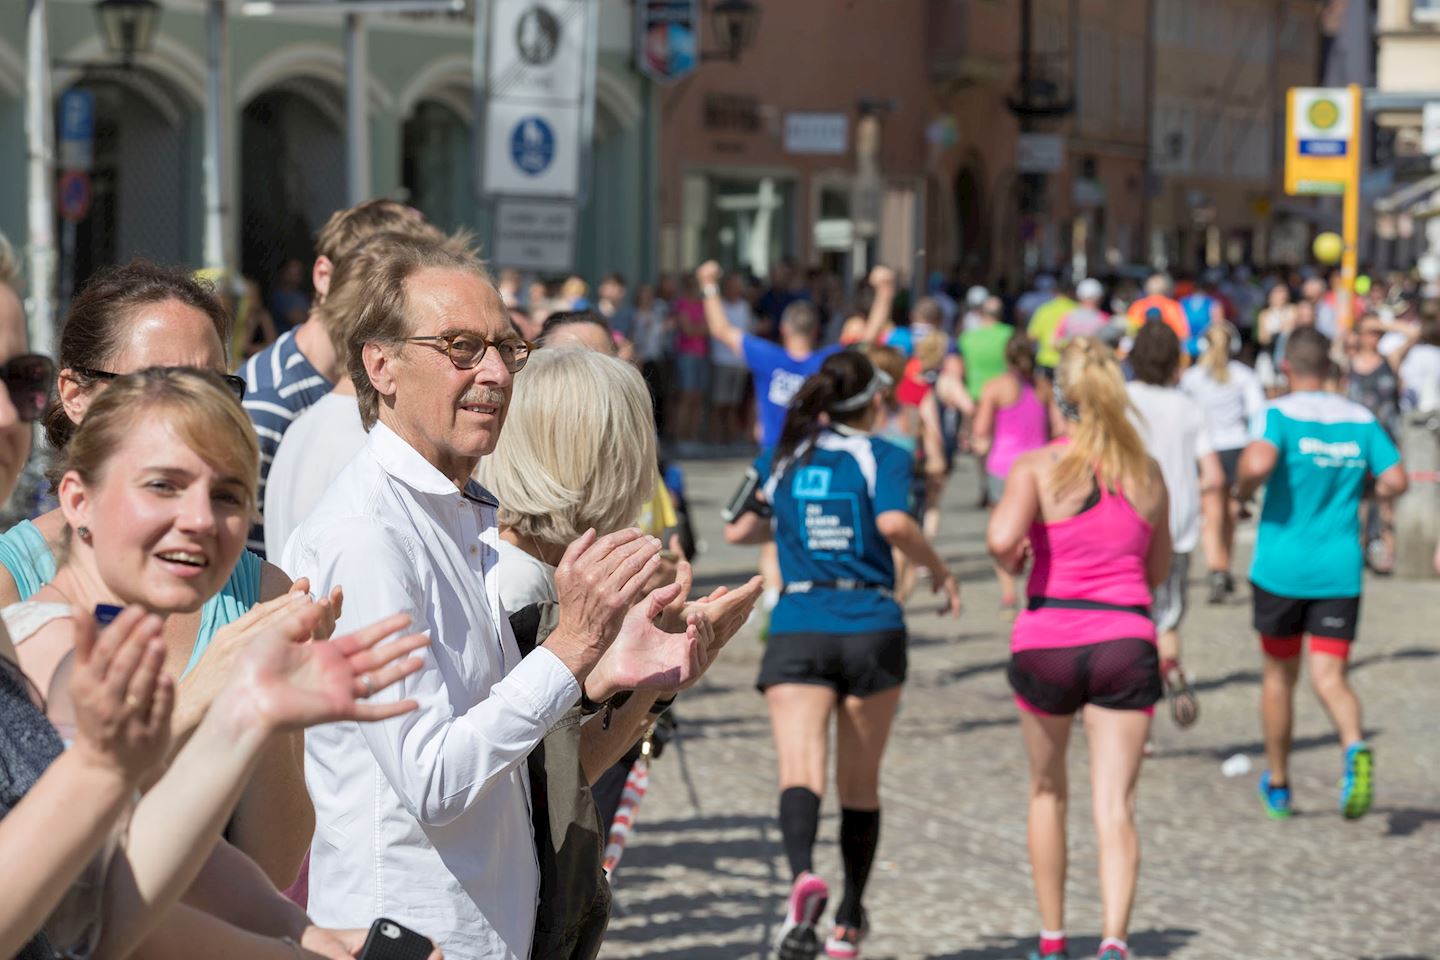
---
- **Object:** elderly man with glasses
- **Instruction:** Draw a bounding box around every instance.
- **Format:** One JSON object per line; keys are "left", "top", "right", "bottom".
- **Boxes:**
{"left": 283, "top": 238, "right": 715, "bottom": 960}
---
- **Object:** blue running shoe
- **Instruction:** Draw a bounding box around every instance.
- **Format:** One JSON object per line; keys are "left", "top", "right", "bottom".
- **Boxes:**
{"left": 1097, "top": 951, "right": 1127, "bottom": 960}
{"left": 1027, "top": 951, "right": 1069, "bottom": 960}
{"left": 1340, "top": 741, "right": 1374, "bottom": 820}
{"left": 1259, "top": 770, "right": 1292, "bottom": 819}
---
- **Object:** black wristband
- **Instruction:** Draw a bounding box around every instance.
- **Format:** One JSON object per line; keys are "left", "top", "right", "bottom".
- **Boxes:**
{"left": 648, "top": 694, "right": 677, "bottom": 716}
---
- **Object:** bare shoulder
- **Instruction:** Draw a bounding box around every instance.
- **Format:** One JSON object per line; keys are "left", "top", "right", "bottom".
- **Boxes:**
{"left": 259, "top": 560, "right": 293, "bottom": 602}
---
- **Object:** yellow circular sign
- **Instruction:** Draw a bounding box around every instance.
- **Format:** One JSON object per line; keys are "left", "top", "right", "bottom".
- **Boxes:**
{"left": 1307, "top": 98, "right": 1341, "bottom": 130}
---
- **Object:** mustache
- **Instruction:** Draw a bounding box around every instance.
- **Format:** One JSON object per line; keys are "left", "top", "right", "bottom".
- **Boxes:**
{"left": 458, "top": 388, "right": 507, "bottom": 407}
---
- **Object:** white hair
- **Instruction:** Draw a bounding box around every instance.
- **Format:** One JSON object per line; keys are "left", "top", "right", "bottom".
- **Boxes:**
{"left": 478, "top": 347, "right": 657, "bottom": 546}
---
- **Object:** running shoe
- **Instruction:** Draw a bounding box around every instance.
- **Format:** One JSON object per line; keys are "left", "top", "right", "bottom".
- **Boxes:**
{"left": 1258, "top": 770, "right": 1293, "bottom": 820}
{"left": 1160, "top": 660, "right": 1200, "bottom": 728}
{"left": 1097, "top": 950, "right": 1127, "bottom": 960}
{"left": 1027, "top": 951, "right": 1069, "bottom": 960}
{"left": 1340, "top": 741, "right": 1374, "bottom": 820}
{"left": 774, "top": 871, "right": 829, "bottom": 960}
{"left": 823, "top": 910, "right": 867, "bottom": 959}
{"left": 1206, "top": 569, "right": 1228, "bottom": 604}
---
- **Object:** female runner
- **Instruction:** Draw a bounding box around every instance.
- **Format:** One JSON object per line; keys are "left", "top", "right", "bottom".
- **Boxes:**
{"left": 987, "top": 339, "right": 1172, "bottom": 960}
{"left": 727, "top": 351, "right": 960, "bottom": 960}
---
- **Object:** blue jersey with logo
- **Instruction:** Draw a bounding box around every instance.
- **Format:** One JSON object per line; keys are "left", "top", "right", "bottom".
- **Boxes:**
{"left": 758, "top": 428, "right": 913, "bottom": 634}
{"left": 1250, "top": 392, "right": 1400, "bottom": 599}
{"left": 742, "top": 333, "right": 838, "bottom": 449}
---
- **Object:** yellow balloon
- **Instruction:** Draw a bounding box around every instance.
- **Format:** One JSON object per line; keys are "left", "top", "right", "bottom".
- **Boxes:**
{"left": 1313, "top": 232, "right": 1344, "bottom": 265}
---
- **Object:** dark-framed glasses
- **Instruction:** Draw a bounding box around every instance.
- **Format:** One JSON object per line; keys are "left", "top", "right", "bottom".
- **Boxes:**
{"left": 1, "top": 354, "right": 56, "bottom": 422}
{"left": 399, "top": 333, "right": 533, "bottom": 373}
{"left": 70, "top": 365, "right": 247, "bottom": 402}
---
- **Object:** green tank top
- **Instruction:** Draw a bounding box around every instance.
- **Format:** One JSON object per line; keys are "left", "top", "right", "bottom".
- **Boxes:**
{"left": 0, "top": 520, "right": 263, "bottom": 677}
{"left": 959, "top": 323, "right": 1013, "bottom": 401}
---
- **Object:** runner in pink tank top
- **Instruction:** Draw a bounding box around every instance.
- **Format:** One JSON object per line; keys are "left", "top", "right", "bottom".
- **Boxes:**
{"left": 985, "top": 338, "right": 1172, "bottom": 960}
{"left": 972, "top": 334, "right": 1053, "bottom": 616}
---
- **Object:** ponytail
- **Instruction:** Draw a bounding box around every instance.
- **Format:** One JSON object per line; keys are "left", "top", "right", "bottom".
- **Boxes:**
{"left": 1005, "top": 330, "right": 1036, "bottom": 383}
{"left": 1200, "top": 324, "right": 1232, "bottom": 384}
{"left": 774, "top": 351, "right": 879, "bottom": 469}
{"left": 1052, "top": 338, "right": 1150, "bottom": 497}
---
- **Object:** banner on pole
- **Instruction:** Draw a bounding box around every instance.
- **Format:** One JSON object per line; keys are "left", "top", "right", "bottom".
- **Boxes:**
{"left": 635, "top": 0, "right": 698, "bottom": 84}
{"left": 1285, "top": 87, "right": 1357, "bottom": 196}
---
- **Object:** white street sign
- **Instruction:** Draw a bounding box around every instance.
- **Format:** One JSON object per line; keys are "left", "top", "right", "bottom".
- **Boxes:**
{"left": 484, "top": 100, "right": 582, "bottom": 198}
{"left": 1291, "top": 87, "right": 1353, "bottom": 157}
{"left": 488, "top": 0, "right": 587, "bottom": 104}
{"left": 1424, "top": 102, "right": 1440, "bottom": 156}
{"left": 493, "top": 197, "right": 578, "bottom": 273}
{"left": 1016, "top": 132, "right": 1064, "bottom": 174}
{"left": 784, "top": 112, "right": 848, "bottom": 155}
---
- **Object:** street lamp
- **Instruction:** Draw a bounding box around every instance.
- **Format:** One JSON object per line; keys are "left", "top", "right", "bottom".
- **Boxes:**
{"left": 703, "top": 0, "right": 759, "bottom": 62}
{"left": 95, "top": 0, "right": 161, "bottom": 67}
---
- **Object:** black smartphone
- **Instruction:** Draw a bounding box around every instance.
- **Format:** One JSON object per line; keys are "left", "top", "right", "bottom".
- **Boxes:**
{"left": 94, "top": 604, "right": 124, "bottom": 626}
{"left": 357, "top": 918, "right": 432, "bottom": 960}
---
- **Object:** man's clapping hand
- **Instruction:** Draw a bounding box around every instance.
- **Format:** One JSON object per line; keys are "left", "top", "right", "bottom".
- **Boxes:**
{"left": 544, "top": 528, "right": 664, "bottom": 681}
{"left": 583, "top": 581, "right": 714, "bottom": 701}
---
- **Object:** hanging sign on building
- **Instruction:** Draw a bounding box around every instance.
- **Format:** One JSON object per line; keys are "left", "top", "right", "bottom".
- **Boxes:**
{"left": 636, "top": 0, "right": 698, "bottom": 84}
{"left": 1016, "top": 132, "right": 1064, "bottom": 174}
{"left": 483, "top": 0, "right": 589, "bottom": 198}
{"left": 1285, "top": 87, "right": 1359, "bottom": 196}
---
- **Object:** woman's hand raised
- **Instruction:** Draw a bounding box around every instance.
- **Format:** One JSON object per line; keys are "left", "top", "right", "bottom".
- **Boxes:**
{"left": 227, "top": 609, "right": 429, "bottom": 733}
{"left": 68, "top": 606, "right": 174, "bottom": 785}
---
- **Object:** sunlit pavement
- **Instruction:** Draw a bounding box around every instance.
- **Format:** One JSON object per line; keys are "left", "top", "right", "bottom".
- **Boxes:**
{"left": 599, "top": 456, "right": 1439, "bottom": 960}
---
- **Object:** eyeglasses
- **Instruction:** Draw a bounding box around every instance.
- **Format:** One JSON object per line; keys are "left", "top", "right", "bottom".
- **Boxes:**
{"left": 0, "top": 354, "right": 56, "bottom": 422}
{"left": 70, "top": 365, "right": 247, "bottom": 402}
{"left": 398, "top": 333, "right": 533, "bottom": 373}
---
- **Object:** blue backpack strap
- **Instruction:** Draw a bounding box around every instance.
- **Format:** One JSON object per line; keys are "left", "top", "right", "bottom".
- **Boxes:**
{"left": 183, "top": 549, "right": 263, "bottom": 678}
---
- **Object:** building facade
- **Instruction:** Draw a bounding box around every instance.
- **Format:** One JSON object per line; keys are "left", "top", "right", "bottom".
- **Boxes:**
{"left": 1147, "top": 0, "right": 1321, "bottom": 271}
{"left": 0, "top": 0, "right": 658, "bottom": 319}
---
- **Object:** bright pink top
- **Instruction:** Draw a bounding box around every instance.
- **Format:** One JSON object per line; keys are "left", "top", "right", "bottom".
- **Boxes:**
{"left": 674, "top": 299, "right": 708, "bottom": 357}
{"left": 1011, "top": 457, "right": 1156, "bottom": 652}
{"left": 985, "top": 379, "right": 1049, "bottom": 478}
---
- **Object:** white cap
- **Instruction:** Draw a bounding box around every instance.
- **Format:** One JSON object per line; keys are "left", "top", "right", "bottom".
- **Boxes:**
{"left": 966, "top": 285, "right": 989, "bottom": 307}
{"left": 1076, "top": 278, "right": 1103, "bottom": 301}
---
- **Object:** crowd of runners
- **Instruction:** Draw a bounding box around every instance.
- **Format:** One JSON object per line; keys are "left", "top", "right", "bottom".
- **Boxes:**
{"left": 0, "top": 203, "right": 1433, "bottom": 960}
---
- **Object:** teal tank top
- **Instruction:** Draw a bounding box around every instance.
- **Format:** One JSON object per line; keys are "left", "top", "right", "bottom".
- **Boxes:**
{"left": 0, "top": 520, "right": 264, "bottom": 677}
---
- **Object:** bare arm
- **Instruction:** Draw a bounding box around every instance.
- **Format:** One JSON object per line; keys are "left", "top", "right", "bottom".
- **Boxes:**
{"left": 695, "top": 262, "right": 744, "bottom": 357}
{"left": 876, "top": 510, "right": 960, "bottom": 615}
{"left": 986, "top": 454, "right": 1038, "bottom": 573}
{"left": 1144, "top": 464, "right": 1174, "bottom": 590}
{"left": 970, "top": 383, "right": 999, "bottom": 457}
{"left": 857, "top": 266, "right": 897, "bottom": 344}
{"left": 1374, "top": 462, "right": 1408, "bottom": 499}
{"left": 918, "top": 392, "right": 947, "bottom": 477}
{"left": 1235, "top": 439, "right": 1278, "bottom": 502}
{"left": 579, "top": 693, "right": 660, "bottom": 784}
{"left": 223, "top": 733, "right": 313, "bottom": 889}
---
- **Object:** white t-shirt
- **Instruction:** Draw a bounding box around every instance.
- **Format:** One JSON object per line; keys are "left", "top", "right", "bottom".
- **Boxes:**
{"left": 712, "top": 299, "right": 752, "bottom": 368}
{"left": 264, "top": 391, "right": 367, "bottom": 559}
{"left": 496, "top": 538, "right": 558, "bottom": 615}
{"left": 1399, "top": 343, "right": 1440, "bottom": 411}
{"left": 1180, "top": 361, "right": 1265, "bottom": 452}
{"left": 1127, "top": 381, "right": 1216, "bottom": 554}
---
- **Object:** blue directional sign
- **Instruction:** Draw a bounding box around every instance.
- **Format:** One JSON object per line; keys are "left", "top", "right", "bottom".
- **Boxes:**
{"left": 58, "top": 88, "right": 96, "bottom": 172}
{"left": 510, "top": 116, "right": 555, "bottom": 176}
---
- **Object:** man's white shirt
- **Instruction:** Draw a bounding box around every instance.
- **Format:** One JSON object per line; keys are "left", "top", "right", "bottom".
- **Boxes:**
{"left": 282, "top": 422, "right": 581, "bottom": 960}
{"left": 1127, "top": 381, "right": 1215, "bottom": 555}
{"left": 264, "top": 391, "right": 367, "bottom": 558}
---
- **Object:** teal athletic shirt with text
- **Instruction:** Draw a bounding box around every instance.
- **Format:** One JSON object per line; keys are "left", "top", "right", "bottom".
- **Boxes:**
{"left": 1249, "top": 391, "right": 1400, "bottom": 599}
{"left": 758, "top": 426, "right": 913, "bottom": 635}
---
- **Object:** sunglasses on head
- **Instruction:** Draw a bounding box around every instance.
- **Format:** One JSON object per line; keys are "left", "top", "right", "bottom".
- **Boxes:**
{"left": 0, "top": 354, "right": 56, "bottom": 423}
{"left": 70, "top": 365, "right": 247, "bottom": 402}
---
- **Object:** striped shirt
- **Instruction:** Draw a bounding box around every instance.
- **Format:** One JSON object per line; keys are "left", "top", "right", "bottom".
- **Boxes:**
{"left": 241, "top": 329, "right": 332, "bottom": 556}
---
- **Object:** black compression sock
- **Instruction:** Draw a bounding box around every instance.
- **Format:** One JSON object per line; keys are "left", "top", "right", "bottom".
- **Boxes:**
{"left": 835, "top": 807, "right": 880, "bottom": 927}
{"left": 778, "top": 787, "right": 821, "bottom": 878}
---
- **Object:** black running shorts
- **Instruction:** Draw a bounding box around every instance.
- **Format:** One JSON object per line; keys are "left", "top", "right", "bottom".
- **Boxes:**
{"left": 1008, "top": 638, "right": 1162, "bottom": 715}
{"left": 1251, "top": 582, "right": 1360, "bottom": 641}
{"left": 757, "top": 629, "right": 908, "bottom": 699}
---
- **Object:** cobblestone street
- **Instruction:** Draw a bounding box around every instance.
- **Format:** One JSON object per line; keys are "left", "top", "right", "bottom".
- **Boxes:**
{"left": 600, "top": 458, "right": 1439, "bottom": 960}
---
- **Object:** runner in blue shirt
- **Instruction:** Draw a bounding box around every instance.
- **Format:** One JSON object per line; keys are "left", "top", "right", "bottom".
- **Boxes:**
{"left": 1237, "top": 327, "right": 1407, "bottom": 822}
{"left": 726, "top": 350, "right": 959, "bottom": 960}
{"left": 697, "top": 260, "right": 838, "bottom": 451}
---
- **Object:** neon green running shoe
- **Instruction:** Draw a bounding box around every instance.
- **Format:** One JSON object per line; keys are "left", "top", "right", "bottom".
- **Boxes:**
{"left": 1340, "top": 741, "right": 1373, "bottom": 820}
